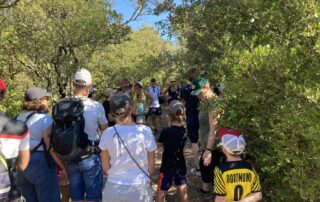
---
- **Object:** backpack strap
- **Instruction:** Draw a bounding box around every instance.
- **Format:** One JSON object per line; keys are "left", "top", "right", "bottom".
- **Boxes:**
{"left": 21, "top": 112, "right": 43, "bottom": 153}
{"left": 23, "top": 111, "right": 37, "bottom": 124}
{"left": 113, "top": 126, "right": 150, "bottom": 179}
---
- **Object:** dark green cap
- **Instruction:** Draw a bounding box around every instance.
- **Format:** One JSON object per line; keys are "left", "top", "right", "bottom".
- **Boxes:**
{"left": 191, "top": 77, "right": 209, "bottom": 96}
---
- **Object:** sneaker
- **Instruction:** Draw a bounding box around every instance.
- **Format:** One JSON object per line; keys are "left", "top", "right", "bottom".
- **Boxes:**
{"left": 190, "top": 168, "right": 201, "bottom": 177}
{"left": 199, "top": 189, "right": 214, "bottom": 200}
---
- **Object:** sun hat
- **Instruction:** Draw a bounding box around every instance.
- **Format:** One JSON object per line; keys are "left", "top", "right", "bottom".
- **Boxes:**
{"left": 73, "top": 69, "right": 92, "bottom": 86}
{"left": 135, "top": 81, "right": 143, "bottom": 87}
{"left": 191, "top": 77, "right": 209, "bottom": 96}
{"left": 218, "top": 128, "right": 246, "bottom": 155}
{"left": 168, "top": 100, "right": 185, "bottom": 115}
{"left": 110, "top": 93, "right": 130, "bottom": 115}
{"left": 25, "top": 87, "right": 52, "bottom": 101}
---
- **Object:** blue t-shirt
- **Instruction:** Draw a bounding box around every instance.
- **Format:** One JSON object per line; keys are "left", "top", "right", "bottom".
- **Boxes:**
{"left": 136, "top": 103, "right": 146, "bottom": 121}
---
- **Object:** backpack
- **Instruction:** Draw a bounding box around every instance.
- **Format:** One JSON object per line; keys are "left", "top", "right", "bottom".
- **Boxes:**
{"left": 0, "top": 113, "right": 31, "bottom": 202}
{"left": 51, "top": 98, "right": 91, "bottom": 161}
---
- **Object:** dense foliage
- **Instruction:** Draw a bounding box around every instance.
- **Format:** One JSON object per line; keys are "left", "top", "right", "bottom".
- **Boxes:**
{"left": 1, "top": 0, "right": 319, "bottom": 201}
{"left": 0, "top": 0, "right": 174, "bottom": 115}
{"left": 164, "top": 0, "right": 320, "bottom": 201}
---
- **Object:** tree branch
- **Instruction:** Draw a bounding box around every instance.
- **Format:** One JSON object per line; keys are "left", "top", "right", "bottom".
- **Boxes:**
{"left": 0, "top": 0, "right": 20, "bottom": 9}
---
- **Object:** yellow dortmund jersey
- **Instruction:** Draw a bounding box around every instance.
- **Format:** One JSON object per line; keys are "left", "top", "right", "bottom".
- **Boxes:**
{"left": 214, "top": 160, "right": 261, "bottom": 201}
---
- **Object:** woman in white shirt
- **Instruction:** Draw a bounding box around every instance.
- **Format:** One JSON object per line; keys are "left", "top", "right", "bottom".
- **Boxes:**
{"left": 99, "top": 93, "right": 157, "bottom": 202}
{"left": 17, "top": 87, "right": 66, "bottom": 202}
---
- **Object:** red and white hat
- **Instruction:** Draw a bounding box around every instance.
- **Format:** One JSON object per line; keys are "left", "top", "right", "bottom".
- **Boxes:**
{"left": 218, "top": 128, "right": 246, "bottom": 155}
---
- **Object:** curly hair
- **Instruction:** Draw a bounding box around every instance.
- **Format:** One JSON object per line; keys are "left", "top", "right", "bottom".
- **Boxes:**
{"left": 21, "top": 100, "right": 46, "bottom": 112}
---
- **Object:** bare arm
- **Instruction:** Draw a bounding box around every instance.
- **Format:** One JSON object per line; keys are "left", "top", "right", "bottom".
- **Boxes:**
{"left": 99, "top": 123, "right": 108, "bottom": 133}
{"left": 207, "top": 111, "right": 220, "bottom": 150}
{"left": 16, "top": 150, "right": 30, "bottom": 171}
{"left": 100, "top": 149, "right": 111, "bottom": 176}
{"left": 202, "top": 111, "right": 219, "bottom": 166}
{"left": 147, "top": 150, "right": 155, "bottom": 175}
{"left": 42, "top": 126, "right": 66, "bottom": 172}
{"left": 215, "top": 196, "right": 227, "bottom": 202}
{"left": 214, "top": 196, "right": 227, "bottom": 202}
{"left": 238, "top": 192, "right": 262, "bottom": 202}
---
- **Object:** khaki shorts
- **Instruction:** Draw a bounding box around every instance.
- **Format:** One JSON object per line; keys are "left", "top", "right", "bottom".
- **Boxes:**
{"left": 102, "top": 181, "right": 153, "bottom": 202}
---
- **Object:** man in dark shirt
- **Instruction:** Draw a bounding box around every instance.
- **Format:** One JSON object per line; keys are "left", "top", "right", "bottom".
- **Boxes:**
{"left": 180, "top": 74, "right": 201, "bottom": 176}
{"left": 102, "top": 88, "right": 116, "bottom": 127}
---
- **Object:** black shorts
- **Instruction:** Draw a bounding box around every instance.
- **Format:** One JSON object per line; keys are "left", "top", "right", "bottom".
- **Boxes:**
{"left": 199, "top": 149, "right": 225, "bottom": 184}
{"left": 157, "top": 172, "right": 187, "bottom": 191}
{"left": 148, "top": 107, "right": 162, "bottom": 116}
{"left": 186, "top": 122, "right": 199, "bottom": 143}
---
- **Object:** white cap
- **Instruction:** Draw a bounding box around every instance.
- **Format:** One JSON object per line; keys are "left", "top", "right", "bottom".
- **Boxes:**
{"left": 73, "top": 69, "right": 92, "bottom": 86}
{"left": 219, "top": 128, "right": 246, "bottom": 155}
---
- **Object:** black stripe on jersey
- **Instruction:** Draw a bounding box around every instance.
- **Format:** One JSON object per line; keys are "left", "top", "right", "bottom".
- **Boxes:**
{"left": 217, "top": 160, "right": 254, "bottom": 173}
{"left": 214, "top": 168, "right": 226, "bottom": 194}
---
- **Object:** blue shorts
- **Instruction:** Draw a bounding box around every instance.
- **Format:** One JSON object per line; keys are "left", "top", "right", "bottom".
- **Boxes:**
{"left": 148, "top": 107, "right": 162, "bottom": 116}
{"left": 66, "top": 155, "right": 103, "bottom": 201}
{"left": 157, "top": 172, "right": 187, "bottom": 191}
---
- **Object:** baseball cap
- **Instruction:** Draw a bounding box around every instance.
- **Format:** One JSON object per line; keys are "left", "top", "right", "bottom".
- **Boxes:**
{"left": 0, "top": 80, "right": 7, "bottom": 96}
{"left": 218, "top": 128, "right": 246, "bottom": 155}
{"left": 103, "top": 88, "right": 115, "bottom": 97}
{"left": 25, "top": 87, "right": 51, "bottom": 101}
{"left": 191, "top": 77, "right": 209, "bottom": 96}
{"left": 110, "top": 93, "right": 130, "bottom": 115}
{"left": 89, "top": 88, "right": 97, "bottom": 94}
{"left": 168, "top": 100, "right": 185, "bottom": 115}
{"left": 73, "top": 69, "right": 92, "bottom": 86}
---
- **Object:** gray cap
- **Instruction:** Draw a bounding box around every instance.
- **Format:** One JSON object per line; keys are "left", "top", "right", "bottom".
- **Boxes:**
{"left": 110, "top": 93, "right": 130, "bottom": 115}
{"left": 103, "top": 88, "right": 115, "bottom": 98}
{"left": 168, "top": 100, "right": 184, "bottom": 115}
{"left": 25, "top": 87, "right": 51, "bottom": 101}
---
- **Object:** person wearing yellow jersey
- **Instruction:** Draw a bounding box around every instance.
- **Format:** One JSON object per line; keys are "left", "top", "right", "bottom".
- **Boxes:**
{"left": 214, "top": 128, "right": 262, "bottom": 202}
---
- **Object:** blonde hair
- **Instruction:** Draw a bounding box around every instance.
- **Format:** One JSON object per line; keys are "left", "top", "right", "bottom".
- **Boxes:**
{"left": 169, "top": 110, "right": 185, "bottom": 124}
{"left": 114, "top": 107, "right": 132, "bottom": 123}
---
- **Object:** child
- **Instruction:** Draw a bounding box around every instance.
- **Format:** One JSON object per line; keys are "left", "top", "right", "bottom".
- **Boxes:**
{"left": 156, "top": 100, "right": 189, "bottom": 202}
{"left": 134, "top": 93, "right": 147, "bottom": 124}
{"left": 214, "top": 128, "right": 262, "bottom": 202}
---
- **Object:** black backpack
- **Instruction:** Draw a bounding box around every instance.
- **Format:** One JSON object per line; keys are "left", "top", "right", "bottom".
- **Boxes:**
{"left": 51, "top": 98, "right": 91, "bottom": 161}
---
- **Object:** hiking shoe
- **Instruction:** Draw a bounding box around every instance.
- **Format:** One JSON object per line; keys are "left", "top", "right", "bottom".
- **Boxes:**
{"left": 190, "top": 168, "right": 201, "bottom": 177}
{"left": 199, "top": 189, "right": 214, "bottom": 200}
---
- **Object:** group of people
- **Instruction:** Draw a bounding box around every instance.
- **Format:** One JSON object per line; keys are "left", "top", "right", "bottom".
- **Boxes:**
{"left": 0, "top": 67, "right": 262, "bottom": 202}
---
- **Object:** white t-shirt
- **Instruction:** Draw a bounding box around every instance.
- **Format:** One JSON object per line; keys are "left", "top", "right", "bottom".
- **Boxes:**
{"left": 17, "top": 112, "right": 52, "bottom": 151}
{"left": 99, "top": 124, "right": 157, "bottom": 185}
{"left": 148, "top": 85, "right": 160, "bottom": 108}
{"left": 0, "top": 136, "right": 29, "bottom": 159}
{"left": 80, "top": 97, "right": 108, "bottom": 141}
